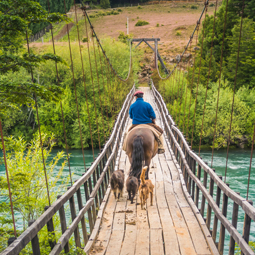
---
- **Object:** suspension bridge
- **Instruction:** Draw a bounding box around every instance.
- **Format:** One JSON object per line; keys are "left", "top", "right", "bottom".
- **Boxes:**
{"left": 1, "top": 0, "right": 255, "bottom": 254}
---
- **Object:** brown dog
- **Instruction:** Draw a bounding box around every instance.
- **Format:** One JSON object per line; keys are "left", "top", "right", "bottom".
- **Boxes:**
{"left": 139, "top": 166, "right": 154, "bottom": 210}
{"left": 126, "top": 176, "right": 138, "bottom": 204}
{"left": 110, "top": 170, "right": 124, "bottom": 200}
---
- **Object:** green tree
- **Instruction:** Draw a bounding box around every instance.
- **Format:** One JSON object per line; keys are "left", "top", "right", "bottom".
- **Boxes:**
{"left": 0, "top": 133, "right": 69, "bottom": 252}
{"left": 0, "top": 0, "right": 69, "bottom": 114}
{"left": 100, "top": 0, "right": 110, "bottom": 9}
{"left": 224, "top": 18, "right": 255, "bottom": 90}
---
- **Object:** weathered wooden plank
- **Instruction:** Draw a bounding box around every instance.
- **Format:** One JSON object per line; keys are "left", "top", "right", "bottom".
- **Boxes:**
{"left": 105, "top": 230, "right": 124, "bottom": 255}
{"left": 120, "top": 224, "right": 137, "bottom": 255}
{"left": 135, "top": 228, "right": 150, "bottom": 255}
{"left": 181, "top": 207, "right": 211, "bottom": 255}
{"left": 173, "top": 181, "right": 190, "bottom": 208}
{"left": 158, "top": 208, "right": 180, "bottom": 255}
{"left": 150, "top": 229, "right": 164, "bottom": 255}
{"left": 89, "top": 194, "right": 117, "bottom": 254}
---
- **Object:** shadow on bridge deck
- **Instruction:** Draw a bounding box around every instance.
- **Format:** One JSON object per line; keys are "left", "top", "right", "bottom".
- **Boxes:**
{"left": 85, "top": 87, "right": 216, "bottom": 255}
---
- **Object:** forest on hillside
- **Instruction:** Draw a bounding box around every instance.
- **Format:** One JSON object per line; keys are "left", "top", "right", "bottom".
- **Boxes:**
{"left": 155, "top": 0, "right": 255, "bottom": 149}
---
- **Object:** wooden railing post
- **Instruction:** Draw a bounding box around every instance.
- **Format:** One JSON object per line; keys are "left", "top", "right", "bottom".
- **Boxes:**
{"left": 241, "top": 200, "right": 253, "bottom": 255}
{"left": 57, "top": 195, "right": 70, "bottom": 253}
{"left": 191, "top": 157, "right": 196, "bottom": 200}
{"left": 44, "top": 206, "right": 56, "bottom": 250}
{"left": 76, "top": 187, "right": 89, "bottom": 245}
{"left": 212, "top": 176, "right": 222, "bottom": 243}
{"left": 68, "top": 188, "right": 81, "bottom": 248}
{"left": 83, "top": 179, "right": 94, "bottom": 233}
{"left": 228, "top": 192, "right": 239, "bottom": 255}
{"left": 200, "top": 165, "right": 208, "bottom": 218}
{"left": 195, "top": 164, "right": 201, "bottom": 207}
{"left": 28, "top": 220, "right": 40, "bottom": 255}
{"left": 88, "top": 177, "right": 97, "bottom": 224}
{"left": 206, "top": 169, "right": 215, "bottom": 230}
{"left": 218, "top": 184, "right": 229, "bottom": 255}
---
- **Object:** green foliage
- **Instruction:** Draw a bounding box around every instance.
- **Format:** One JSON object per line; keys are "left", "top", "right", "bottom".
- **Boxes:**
{"left": 154, "top": 70, "right": 255, "bottom": 148}
{"left": 176, "top": 31, "right": 181, "bottom": 36}
{"left": 2, "top": 39, "right": 141, "bottom": 148}
{"left": 156, "top": 23, "right": 159, "bottom": 27}
{"left": 224, "top": 18, "right": 255, "bottom": 90}
{"left": 190, "top": 5, "right": 198, "bottom": 9}
{"left": 118, "top": 32, "right": 133, "bottom": 44}
{"left": 138, "top": 6, "right": 142, "bottom": 9}
{"left": 198, "top": 0, "right": 255, "bottom": 91}
{"left": 89, "top": 9, "right": 119, "bottom": 18}
{"left": 235, "top": 241, "right": 255, "bottom": 254}
{"left": 135, "top": 20, "right": 149, "bottom": 26}
{"left": 0, "top": 0, "right": 70, "bottom": 114}
{"left": 0, "top": 133, "right": 69, "bottom": 252}
{"left": 117, "top": 8, "right": 122, "bottom": 12}
{"left": 100, "top": 0, "right": 111, "bottom": 9}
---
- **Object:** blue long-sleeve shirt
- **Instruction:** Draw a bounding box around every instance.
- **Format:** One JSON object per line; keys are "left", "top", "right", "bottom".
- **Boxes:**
{"left": 129, "top": 98, "right": 156, "bottom": 124}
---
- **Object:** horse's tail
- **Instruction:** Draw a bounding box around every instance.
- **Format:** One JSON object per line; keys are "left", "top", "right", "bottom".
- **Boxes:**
{"left": 131, "top": 136, "right": 144, "bottom": 178}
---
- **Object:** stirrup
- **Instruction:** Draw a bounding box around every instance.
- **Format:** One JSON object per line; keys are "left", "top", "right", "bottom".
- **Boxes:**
{"left": 158, "top": 149, "right": 165, "bottom": 154}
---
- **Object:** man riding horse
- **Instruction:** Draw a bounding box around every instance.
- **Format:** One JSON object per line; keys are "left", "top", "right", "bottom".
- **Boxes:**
{"left": 124, "top": 90, "right": 165, "bottom": 180}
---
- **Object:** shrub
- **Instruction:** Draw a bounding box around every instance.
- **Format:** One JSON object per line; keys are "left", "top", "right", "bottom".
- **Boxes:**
{"left": 156, "top": 23, "right": 159, "bottom": 27}
{"left": 209, "top": 3, "right": 215, "bottom": 7}
{"left": 117, "top": 8, "right": 122, "bottom": 12}
{"left": 100, "top": 0, "right": 110, "bottom": 9}
{"left": 138, "top": 6, "right": 142, "bottom": 9}
{"left": 168, "top": 11, "right": 170, "bottom": 13}
{"left": 176, "top": 31, "right": 181, "bottom": 36}
{"left": 137, "top": 16, "right": 139, "bottom": 19}
{"left": 183, "top": 5, "right": 186, "bottom": 8}
{"left": 82, "top": 37, "right": 88, "bottom": 42}
{"left": 118, "top": 31, "right": 133, "bottom": 43}
{"left": 161, "top": 24, "right": 164, "bottom": 26}
{"left": 135, "top": 20, "right": 149, "bottom": 26}
{"left": 191, "top": 5, "right": 198, "bottom": 9}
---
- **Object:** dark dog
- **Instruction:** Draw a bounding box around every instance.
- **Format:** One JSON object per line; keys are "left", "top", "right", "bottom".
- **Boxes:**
{"left": 126, "top": 176, "right": 138, "bottom": 204}
{"left": 139, "top": 166, "right": 154, "bottom": 210}
{"left": 110, "top": 170, "right": 124, "bottom": 200}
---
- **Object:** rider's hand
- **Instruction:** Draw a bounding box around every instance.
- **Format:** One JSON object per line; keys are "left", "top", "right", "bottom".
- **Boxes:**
{"left": 152, "top": 119, "right": 156, "bottom": 124}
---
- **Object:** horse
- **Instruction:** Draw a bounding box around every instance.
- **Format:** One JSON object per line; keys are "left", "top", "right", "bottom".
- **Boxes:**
{"left": 126, "top": 127, "right": 158, "bottom": 181}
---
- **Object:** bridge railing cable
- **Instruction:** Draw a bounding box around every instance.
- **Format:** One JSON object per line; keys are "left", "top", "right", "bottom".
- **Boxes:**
{"left": 152, "top": 81, "right": 255, "bottom": 255}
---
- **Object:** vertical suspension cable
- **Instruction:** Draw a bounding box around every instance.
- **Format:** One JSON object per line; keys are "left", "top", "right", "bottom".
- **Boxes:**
{"left": 73, "top": 2, "right": 95, "bottom": 159}
{"left": 246, "top": 124, "right": 255, "bottom": 200}
{"left": 198, "top": 0, "right": 218, "bottom": 156}
{"left": 47, "top": 0, "right": 73, "bottom": 185}
{"left": 0, "top": 120, "right": 16, "bottom": 237}
{"left": 175, "top": 65, "right": 182, "bottom": 122}
{"left": 64, "top": 0, "right": 87, "bottom": 171}
{"left": 190, "top": 1, "right": 208, "bottom": 149}
{"left": 25, "top": 32, "right": 51, "bottom": 206}
{"left": 84, "top": 15, "right": 102, "bottom": 150}
{"left": 185, "top": 26, "right": 200, "bottom": 138}
{"left": 91, "top": 30, "right": 106, "bottom": 144}
{"left": 211, "top": 0, "right": 229, "bottom": 167}
{"left": 102, "top": 54, "right": 114, "bottom": 120}
{"left": 182, "top": 36, "right": 194, "bottom": 133}
{"left": 224, "top": 0, "right": 245, "bottom": 182}
{"left": 97, "top": 43, "right": 110, "bottom": 133}
{"left": 178, "top": 58, "right": 187, "bottom": 127}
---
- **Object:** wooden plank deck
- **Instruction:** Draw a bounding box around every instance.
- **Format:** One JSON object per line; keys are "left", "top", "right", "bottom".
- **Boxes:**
{"left": 87, "top": 87, "right": 213, "bottom": 255}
